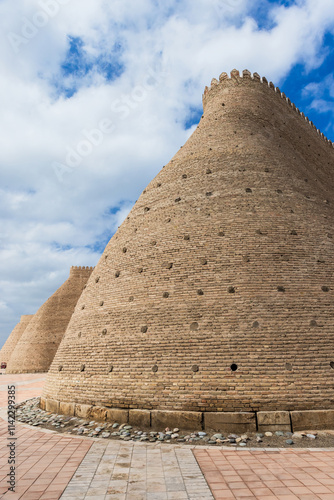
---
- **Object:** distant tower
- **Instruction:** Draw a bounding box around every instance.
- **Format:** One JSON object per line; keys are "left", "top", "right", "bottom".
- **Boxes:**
{"left": 0, "top": 315, "right": 34, "bottom": 366}
{"left": 6, "top": 266, "right": 94, "bottom": 373}
{"left": 43, "top": 70, "right": 334, "bottom": 417}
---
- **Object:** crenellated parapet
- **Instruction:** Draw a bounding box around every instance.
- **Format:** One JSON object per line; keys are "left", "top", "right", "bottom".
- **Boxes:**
{"left": 70, "top": 266, "right": 95, "bottom": 272}
{"left": 203, "top": 69, "right": 333, "bottom": 148}
{"left": 70, "top": 266, "right": 95, "bottom": 277}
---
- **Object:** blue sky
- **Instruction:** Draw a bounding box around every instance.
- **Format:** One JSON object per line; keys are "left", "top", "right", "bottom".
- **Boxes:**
{"left": 0, "top": 0, "right": 334, "bottom": 348}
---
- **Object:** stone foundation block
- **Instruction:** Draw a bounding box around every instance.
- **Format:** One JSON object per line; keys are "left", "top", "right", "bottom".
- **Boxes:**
{"left": 40, "top": 397, "right": 46, "bottom": 411}
{"left": 204, "top": 412, "right": 256, "bottom": 433}
{"left": 75, "top": 404, "right": 93, "bottom": 419}
{"left": 291, "top": 410, "right": 334, "bottom": 431}
{"left": 45, "top": 399, "right": 60, "bottom": 414}
{"left": 59, "top": 402, "right": 75, "bottom": 417}
{"left": 106, "top": 408, "right": 129, "bottom": 424}
{"left": 257, "top": 411, "right": 291, "bottom": 432}
{"left": 88, "top": 406, "right": 107, "bottom": 422}
{"left": 129, "top": 409, "right": 151, "bottom": 428}
{"left": 151, "top": 410, "right": 202, "bottom": 431}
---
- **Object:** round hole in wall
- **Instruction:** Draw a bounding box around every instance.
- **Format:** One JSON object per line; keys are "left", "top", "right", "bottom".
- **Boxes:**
{"left": 152, "top": 365, "right": 158, "bottom": 373}
{"left": 58, "top": 365, "right": 63, "bottom": 372}
{"left": 190, "top": 322, "right": 199, "bottom": 331}
{"left": 81, "top": 305, "right": 85, "bottom": 310}
{"left": 100, "top": 301, "right": 104, "bottom": 307}
{"left": 184, "top": 235, "right": 190, "bottom": 240}
{"left": 228, "top": 286, "right": 235, "bottom": 294}
{"left": 80, "top": 364, "right": 85, "bottom": 372}
{"left": 144, "top": 207, "right": 150, "bottom": 212}
{"left": 197, "top": 289, "right": 204, "bottom": 296}
{"left": 95, "top": 276, "right": 100, "bottom": 283}
{"left": 129, "top": 296, "right": 134, "bottom": 302}
{"left": 102, "top": 329, "right": 107, "bottom": 336}
{"left": 163, "top": 262, "right": 173, "bottom": 269}
{"left": 192, "top": 365, "right": 199, "bottom": 372}
{"left": 108, "top": 365, "right": 114, "bottom": 373}
{"left": 322, "top": 286, "right": 329, "bottom": 292}
{"left": 285, "top": 363, "right": 292, "bottom": 371}
{"left": 123, "top": 247, "right": 127, "bottom": 253}
{"left": 141, "top": 326, "right": 148, "bottom": 333}
{"left": 115, "top": 271, "right": 120, "bottom": 278}
{"left": 330, "top": 362, "right": 334, "bottom": 369}
{"left": 163, "top": 292, "right": 169, "bottom": 298}
{"left": 230, "top": 364, "right": 238, "bottom": 372}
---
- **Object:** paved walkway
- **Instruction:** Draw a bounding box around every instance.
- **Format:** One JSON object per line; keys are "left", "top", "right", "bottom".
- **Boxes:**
{"left": 61, "top": 440, "right": 213, "bottom": 500}
{"left": 195, "top": 448, "right": 334, "bottom": 500}
{"left": 1, "top": 374, "right": 334, "bottom": 499}
{"left": 0, "top": 420, "right": 92, "bottom": 499}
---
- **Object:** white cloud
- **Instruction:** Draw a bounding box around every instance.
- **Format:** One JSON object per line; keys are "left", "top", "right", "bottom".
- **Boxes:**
{"left": 0, "top": 0, "right": 334, "bottom": 347}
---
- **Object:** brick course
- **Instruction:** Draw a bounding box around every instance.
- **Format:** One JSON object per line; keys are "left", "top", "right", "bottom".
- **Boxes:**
{"left": 6, "top": 266, "right": 93, "bottom": 373}
{"left": 42, "top": 70, "right": 334, "bottom": 413}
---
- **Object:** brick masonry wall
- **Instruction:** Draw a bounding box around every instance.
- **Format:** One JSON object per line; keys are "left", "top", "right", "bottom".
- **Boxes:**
{"left": 0, "top": 315, "right": 34, "bottom": 365}
{"left": 6, "top": 267, "right": 93, "bottom": 373}
{"left": 43, "top": 70, "right": 334, "bottom": 412}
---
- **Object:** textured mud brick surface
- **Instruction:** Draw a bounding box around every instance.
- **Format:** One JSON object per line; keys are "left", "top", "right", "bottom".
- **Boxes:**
{"left": 42, "top": 70, "right": 334, "bottom": 414}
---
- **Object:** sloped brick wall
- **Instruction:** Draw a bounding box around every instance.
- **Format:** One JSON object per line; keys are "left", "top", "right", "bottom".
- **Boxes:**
{"left": 0, "top": 315, "right": 34, "bottom": 365}
{"left": 6, "top": 267, "right": 93, "bottom": 373}
{"left": 43, "top": 70, "right": 334, "bottom": 412}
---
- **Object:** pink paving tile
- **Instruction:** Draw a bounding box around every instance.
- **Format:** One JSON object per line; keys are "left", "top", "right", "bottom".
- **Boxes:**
{"left": 211, "top": 490, "right": 236, "bottom": 499}
{"left": 227, "top": 482, "right": 249, "bottom": 489}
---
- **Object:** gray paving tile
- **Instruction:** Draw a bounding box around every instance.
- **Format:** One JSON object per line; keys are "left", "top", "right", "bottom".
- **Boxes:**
{"left": 61, "top": 440, "right": 214, "bottom": 500}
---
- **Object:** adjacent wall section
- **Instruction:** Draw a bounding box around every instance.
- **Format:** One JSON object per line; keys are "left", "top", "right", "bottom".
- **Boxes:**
{"left": 0, "top": 315, "right": 34, "bottom": 365}
{"left": 6, "top": 267, "right": 93, "bottom": 373}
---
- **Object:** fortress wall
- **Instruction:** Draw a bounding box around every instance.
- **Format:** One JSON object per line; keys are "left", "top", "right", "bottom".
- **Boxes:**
{"left": 42, "top": 70, "right": 334, "bottom": 413}
{"left": 6, "top": 267, "right": 93, "bottom": 373}
{"left": 0, "top": 315, "right": 34, "bottom": 365}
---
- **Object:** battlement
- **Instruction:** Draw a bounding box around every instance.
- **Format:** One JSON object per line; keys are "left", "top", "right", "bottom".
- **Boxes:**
{"left": 203, "top": 69, "right": 333, "bottom": 148}
{"left": 70, "top": 266, "right": 94, "bottom": 273}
